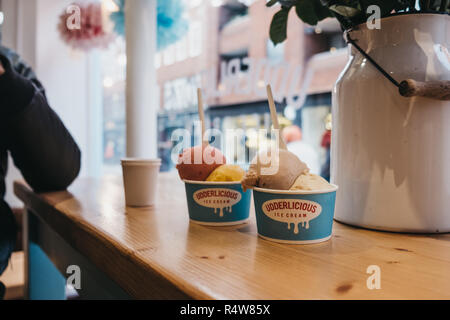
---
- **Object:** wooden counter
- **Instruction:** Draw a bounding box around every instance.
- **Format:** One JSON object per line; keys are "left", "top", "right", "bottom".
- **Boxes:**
{"left": 14, "top": 173, "right": 450, "bottom": 299}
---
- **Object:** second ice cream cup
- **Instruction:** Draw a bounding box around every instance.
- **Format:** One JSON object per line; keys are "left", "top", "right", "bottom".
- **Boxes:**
{"left": 183, "top": 180, "right": 251, "bottom": 226}
{"left": 253, "top": 185, "right": 338, "bottom": 244}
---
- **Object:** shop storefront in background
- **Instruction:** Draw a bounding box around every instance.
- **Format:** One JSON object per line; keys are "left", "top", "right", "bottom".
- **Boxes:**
{"left": 157, "top": 92, "right": 332, "bottom": 179}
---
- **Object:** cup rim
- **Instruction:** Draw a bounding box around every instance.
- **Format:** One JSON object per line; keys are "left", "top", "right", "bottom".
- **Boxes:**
{"left": 183, "top": 179, "right": 243, "bottom": 185}
{"left": 253, "top": 184, "right": 338, "bottom": 195}
{"left": 121, "top": 158, "right": 161, "bottom": 166}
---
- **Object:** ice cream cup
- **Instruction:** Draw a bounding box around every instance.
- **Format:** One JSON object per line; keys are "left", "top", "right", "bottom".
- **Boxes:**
{"left": 252, "top": 185, "right": 338, "bottom": 244}
{"left": 183, "top": 180, "right": 251, "bottom": 226}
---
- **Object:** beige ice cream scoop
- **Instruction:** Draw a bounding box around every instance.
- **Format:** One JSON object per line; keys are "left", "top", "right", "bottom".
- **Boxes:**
{"left": 242, "top": 148, "right": 309, "bottom": 191}
{"left": 290, "top": 173, "right": 331, "bottom": 191}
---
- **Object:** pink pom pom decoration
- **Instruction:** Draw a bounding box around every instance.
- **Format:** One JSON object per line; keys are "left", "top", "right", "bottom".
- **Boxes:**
{"left": 58, "top": 2, "right": 115, "bottom": 51}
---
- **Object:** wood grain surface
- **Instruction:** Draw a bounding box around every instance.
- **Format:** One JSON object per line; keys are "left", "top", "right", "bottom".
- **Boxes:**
{"left": 14, "top": 173, "right": 450, "bottom": 299}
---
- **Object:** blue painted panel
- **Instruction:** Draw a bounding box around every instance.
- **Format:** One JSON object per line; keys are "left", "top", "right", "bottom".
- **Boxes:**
{"left": 29, "top": 242, "right": 66, "bottom": 300}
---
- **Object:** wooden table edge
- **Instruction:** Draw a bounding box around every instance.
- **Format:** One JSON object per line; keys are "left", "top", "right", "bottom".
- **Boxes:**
{"left": 14, "top": 180, "right": 213, "bottom": 300}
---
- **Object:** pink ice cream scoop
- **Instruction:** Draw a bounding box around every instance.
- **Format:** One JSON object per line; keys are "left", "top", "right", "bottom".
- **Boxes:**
{"left": 176, "top": 145, "right": 226, "bottom": 181}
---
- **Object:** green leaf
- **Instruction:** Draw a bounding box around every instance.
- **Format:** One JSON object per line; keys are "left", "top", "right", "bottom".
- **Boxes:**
{"left": 313, "top": 0, "right": 334, "bottom": 20}
{"left": 269, "top": 7, "right": 291, "bottom": 45}
{"left": 329, "top": 4, "right": 361, "bottom": 17}
{"left": 266, "top": 0, "right": 279, "bottom": 7}
{"left": 295, "top": 0, "right": 320, "bottom": 25}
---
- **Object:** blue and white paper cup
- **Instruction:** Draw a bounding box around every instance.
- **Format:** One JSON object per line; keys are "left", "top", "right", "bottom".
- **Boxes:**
{"left": 184, "top": 180, "right": 251, "bottom": 226}
{"left": 253, "top": 185, "right": 338, "bottom": 244}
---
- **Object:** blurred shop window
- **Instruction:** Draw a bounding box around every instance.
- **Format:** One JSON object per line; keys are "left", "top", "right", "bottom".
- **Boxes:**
{"left": 188, "top": 20, "right": 202, "bottom": 57}
{"left": 175, "top": 37, "right": 188, "bottom": 61}
{"left": 267, "top": 40, "right": 284, "bottom": 65}
{"left": 163, "top": 75, "right": 202, "bottom": 110}
{"left": 218, "top": 1, "right": 248, "bottom": 30}
{"left": 327, "top": 32, "right": 346, "bottom": 51}
{"left": 101, "top": 36, "right": 127, "bottom": 168}
{"left": 155, "top": 52, "right": 162, "bottom": 69}
{"left": 162, "top": 19, "right": 202, "bottom": 65}
{"left": 220, "top": 50, "right": 249, "bottom": 72}
{"left": 101, "top": 2, "right": 203, "bottom": 169}
{"left": 304, "top": 26, "right": 346, "bottom": 57}
{"left": 153, "top": 3, "right": 205, "bottom": 171}
{"left": 186, "top": 0, "right": 203, "bottom": 8}
{"left": 163, "top": 45, "right": 176, "bottom": 65}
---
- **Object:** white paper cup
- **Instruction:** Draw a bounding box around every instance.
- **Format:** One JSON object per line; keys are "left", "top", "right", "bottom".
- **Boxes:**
{"left": 121, "top": 158, "right": 161, "bottom": 207}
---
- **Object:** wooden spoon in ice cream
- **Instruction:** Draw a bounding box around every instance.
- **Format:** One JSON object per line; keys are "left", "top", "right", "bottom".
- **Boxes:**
{"left": 176, "top": 88, "right": 226, "bottom": 181}
{"left": 242, "top": 85, "right": 308, "bottom": 190}
{"left": 266, "top": 84, "right": 287, "bottom": 150}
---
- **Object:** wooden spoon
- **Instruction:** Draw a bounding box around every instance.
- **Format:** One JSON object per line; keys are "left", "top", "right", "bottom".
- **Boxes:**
{"left": 266, "top": 84, "right": 287, "bottom": 150}
{"left": 197, "top": 88, "right": 207, "bottom": 145}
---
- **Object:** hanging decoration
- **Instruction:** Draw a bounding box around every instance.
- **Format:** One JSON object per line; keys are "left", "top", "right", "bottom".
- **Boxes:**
{"left": 58, "top": 2, "right": 115, "bottom": 51}
{"left": 109, "top": 0, "right": 125, "bottom": 36}
{"left": 109, "top": 0, "right": 189, "bottom": 51}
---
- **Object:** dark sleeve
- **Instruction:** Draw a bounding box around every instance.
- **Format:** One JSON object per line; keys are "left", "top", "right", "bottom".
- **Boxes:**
{"left": 0, "top": 200, "right": 16, "bottom": 275}
{"left": 0, "top": 149, "right": 16, "bottom": 276}
{"left": 0, "top": 54, "right": 81, "bottom": 192}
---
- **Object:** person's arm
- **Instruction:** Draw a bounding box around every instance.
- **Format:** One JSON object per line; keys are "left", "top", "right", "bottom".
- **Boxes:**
{"left": 0, "top": 54, "right": 81, "bottom": 192}
{"left": 0, "top": 147, "right": 17, "bottom": 277}
{"left": 0, "top": 200, "right": 17, "bottom": 276}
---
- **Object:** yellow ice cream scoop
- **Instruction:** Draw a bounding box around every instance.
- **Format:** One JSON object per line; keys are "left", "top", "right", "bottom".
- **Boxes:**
{"left": 206, "top": 165, "right": 245, "bottom": 182}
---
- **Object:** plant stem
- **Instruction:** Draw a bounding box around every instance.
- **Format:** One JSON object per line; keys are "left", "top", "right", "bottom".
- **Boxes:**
{"left": 357, "top": 0, "right": 369, "bottom": 13}
{"left": 331, "top": 12, "right": 354, "bottom": 30}
{"left": 407, "top": 0, "right": 417, "bottom": 11}
{"left": 420, "top": 0, "right": 431, "bottom": 10}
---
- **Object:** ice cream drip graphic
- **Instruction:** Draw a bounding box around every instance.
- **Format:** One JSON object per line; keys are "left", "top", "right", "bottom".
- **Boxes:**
{"left": 287, "top": 221, "right": 310, "bottom": 234}
{"left": 262, "top": 199, "right": 322, "bottom": 234}
{"left": 214, "top": 205, "right": 232, "bottom": 217}
{"left": 194, "top": 188, "right": 242, "bottom": 218}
